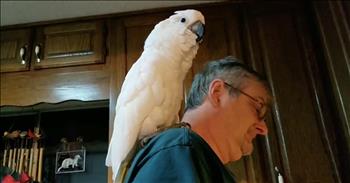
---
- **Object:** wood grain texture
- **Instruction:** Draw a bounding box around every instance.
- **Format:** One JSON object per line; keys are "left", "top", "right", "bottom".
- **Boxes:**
{"left": 0, "top": 29, "right": 32, "bottom": 72}
{"left": 1, "top": 41, "right": 17, "bottom": 59}
{"left": 313, "top": 1, "right": 350, "bottom": 182}
{"left": 107, "top": 18, "right": 126, "bottom": 183}
{"left": 313, "top": 2, "right": 350, "bottom": 137}
{"left": 33, "top": 20, "right": 106, "bottom": 69}
{"left": 46, "top": 32, "right": 91, "bottom": 55}
{"left": 295, "top": 9, "right": 342, "bottom": 183}
{"left": 0, "top": 64, "right": 109, "bottom": 106}
{"left": 252, "top": 4, "right": 337, "bottom": 182}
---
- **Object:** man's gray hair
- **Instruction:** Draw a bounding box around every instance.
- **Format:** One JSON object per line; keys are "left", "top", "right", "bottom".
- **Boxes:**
{"left": 185, "top": 56, "right": 270, "bottom": 111}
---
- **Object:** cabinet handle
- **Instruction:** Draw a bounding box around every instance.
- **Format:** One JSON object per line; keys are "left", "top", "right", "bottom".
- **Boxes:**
{"left": 35, "top": 45, "right": 41, "bottom": 63}
{"left": 275, "top": 166, "right": 284, "bottom": 183}
{"left": 19, "top": 46, "right": 27, "bottom": 65}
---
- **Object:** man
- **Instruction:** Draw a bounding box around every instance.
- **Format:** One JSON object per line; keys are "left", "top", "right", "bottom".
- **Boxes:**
{"left": 123, "top": 57, "right": 271, "bottom": 183}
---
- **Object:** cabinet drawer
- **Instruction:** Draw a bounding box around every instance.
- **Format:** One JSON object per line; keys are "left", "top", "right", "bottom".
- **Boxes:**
{"left": 33, "top": 20, "right": 106, "bottom": 69}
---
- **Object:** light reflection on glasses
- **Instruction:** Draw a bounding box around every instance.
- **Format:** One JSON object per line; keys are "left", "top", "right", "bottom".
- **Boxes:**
{"left": 224, "top": 82, "right": 267, "bottom": 121}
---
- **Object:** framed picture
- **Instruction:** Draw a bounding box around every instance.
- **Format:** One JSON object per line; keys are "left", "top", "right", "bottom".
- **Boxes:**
{"left": 55, "top": 149, "right": 86, "bottom": 174}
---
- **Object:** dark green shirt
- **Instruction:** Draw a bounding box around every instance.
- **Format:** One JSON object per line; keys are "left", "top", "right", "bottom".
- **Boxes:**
{"left": 124, "top": 127, "right": 236, "bottom": 183}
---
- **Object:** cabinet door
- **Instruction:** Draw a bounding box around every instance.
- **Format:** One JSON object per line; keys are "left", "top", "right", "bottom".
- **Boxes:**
{"left": 32, "top": 20, "right": 106, "bottom": 69}
{"left": 0, "top": 29, "right": 32, "bottom": 73}
{"left": 244, "top": 2, "right": 341, "bottom": 183}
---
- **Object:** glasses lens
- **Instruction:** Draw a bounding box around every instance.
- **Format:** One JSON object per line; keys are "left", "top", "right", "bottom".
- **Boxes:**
{"left": 224, "top": 81, "right": 267, "bottom": 120}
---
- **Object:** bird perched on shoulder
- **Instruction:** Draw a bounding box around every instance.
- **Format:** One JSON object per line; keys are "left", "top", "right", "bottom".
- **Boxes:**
{"left": 105, "top": 9, "right": 205, "bottom": 182}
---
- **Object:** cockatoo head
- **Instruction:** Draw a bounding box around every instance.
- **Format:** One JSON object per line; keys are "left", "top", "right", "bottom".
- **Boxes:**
{"left": 144, "top": 9, "right": 205, "bottom": 55}
{"left": 170, "top": 9, "right": 205, "bottom": 43}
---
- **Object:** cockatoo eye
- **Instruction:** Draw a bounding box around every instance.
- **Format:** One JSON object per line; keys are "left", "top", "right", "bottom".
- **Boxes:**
{"left": 181, "top": 18, "right": 186, "bottom": 23}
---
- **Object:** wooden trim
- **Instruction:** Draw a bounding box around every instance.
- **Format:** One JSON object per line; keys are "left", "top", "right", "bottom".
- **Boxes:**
{"left": 107, "top": 18, "right": 127, "bottom": 183}
{"left": 0, "top": 99, "right": 108, "bottom": 117}
{"left": 0, "top": 62, "right": 110, "bottom": 106}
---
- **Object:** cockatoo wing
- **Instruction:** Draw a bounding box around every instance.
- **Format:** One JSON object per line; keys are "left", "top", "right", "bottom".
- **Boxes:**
{"left": 106, "top": 52, "right": 168, "bottom": 180}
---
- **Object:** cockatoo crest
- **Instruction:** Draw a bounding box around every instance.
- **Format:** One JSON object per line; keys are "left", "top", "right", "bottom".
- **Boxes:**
{"left": 145, "top": 9, "right": 205, "bottom": 68}
{"left": 106, "top": 9, "right": 205, "bottom": 181}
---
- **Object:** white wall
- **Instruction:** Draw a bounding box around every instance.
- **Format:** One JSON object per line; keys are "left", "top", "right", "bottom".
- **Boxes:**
{"left": 1, "top": 1, "right": 219, "bottom": 26}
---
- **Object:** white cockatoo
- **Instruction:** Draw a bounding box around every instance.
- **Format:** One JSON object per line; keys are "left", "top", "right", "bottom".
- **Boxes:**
{"left": 106, "top": 9, "right": 205, "bottom": 181}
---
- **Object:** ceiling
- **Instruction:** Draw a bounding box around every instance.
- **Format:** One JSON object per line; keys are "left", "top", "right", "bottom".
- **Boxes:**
{"left": 0, "top": 1, "right": 220, "bottom": 26}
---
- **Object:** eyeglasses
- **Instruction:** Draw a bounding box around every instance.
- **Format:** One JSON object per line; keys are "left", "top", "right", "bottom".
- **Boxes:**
{"left": 224, "top": 82, "right": 267, "bottom": 121}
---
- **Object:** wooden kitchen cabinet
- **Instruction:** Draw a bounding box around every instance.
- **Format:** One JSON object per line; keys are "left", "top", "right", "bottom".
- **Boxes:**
{"left": 0, "top": 20, "right": 109, "bottom": 106}
{"left": 0, "top": 28, "right": 32, "bottom": 72}
{"left": 242, "top": 2, "right": 347, "bottom": 183}
{"left": 0, "top": 20, "right": 106, "bottom": 73}
{"left": 32, "top": 20, "right": 106, "bottom": 69}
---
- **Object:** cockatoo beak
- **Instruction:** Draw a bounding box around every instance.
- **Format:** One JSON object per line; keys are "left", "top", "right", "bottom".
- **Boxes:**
{"left": 190, "top": 21, "right": 205, "bottom": 43}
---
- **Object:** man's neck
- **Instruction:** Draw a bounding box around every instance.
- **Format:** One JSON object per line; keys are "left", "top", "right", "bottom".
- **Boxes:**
{"left": 182, "top": 105, "right": 229, "bottom": 164}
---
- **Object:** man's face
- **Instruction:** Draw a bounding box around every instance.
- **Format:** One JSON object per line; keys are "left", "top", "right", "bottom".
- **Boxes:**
{"left": 221, "top": 78, "right": 269, "bottom": 162}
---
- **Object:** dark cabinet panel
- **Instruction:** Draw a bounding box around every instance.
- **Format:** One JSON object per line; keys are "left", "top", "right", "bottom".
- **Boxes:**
{"left": 244, "top": 2, "right": 341, "bottom": 183}
{"left": 313, "top": 1, "right": 350, "bottom": 182}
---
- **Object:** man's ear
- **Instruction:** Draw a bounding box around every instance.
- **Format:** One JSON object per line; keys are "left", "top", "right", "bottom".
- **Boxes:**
{"left": 207, "top": 79, "right": 225, "bottom": 107}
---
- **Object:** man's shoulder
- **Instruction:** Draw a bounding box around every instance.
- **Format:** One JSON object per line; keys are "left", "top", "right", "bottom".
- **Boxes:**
{"left": 145, "top": 127, "right": 200, "bottom": 150}
{"left": 127, "top": 127, "right": 236, "bottom": 183}
{"left": 139, "top": 127, "right": 209, "bottom": 153}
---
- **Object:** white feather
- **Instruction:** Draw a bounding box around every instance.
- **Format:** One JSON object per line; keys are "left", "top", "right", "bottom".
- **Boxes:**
{"left": 106, "top": 9, "right": 205, "bottom": 181}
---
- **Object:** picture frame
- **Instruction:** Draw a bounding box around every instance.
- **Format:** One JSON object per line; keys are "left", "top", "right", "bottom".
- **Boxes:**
{"left": 55, "top": 149, "right": 86, "bottom": 174}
